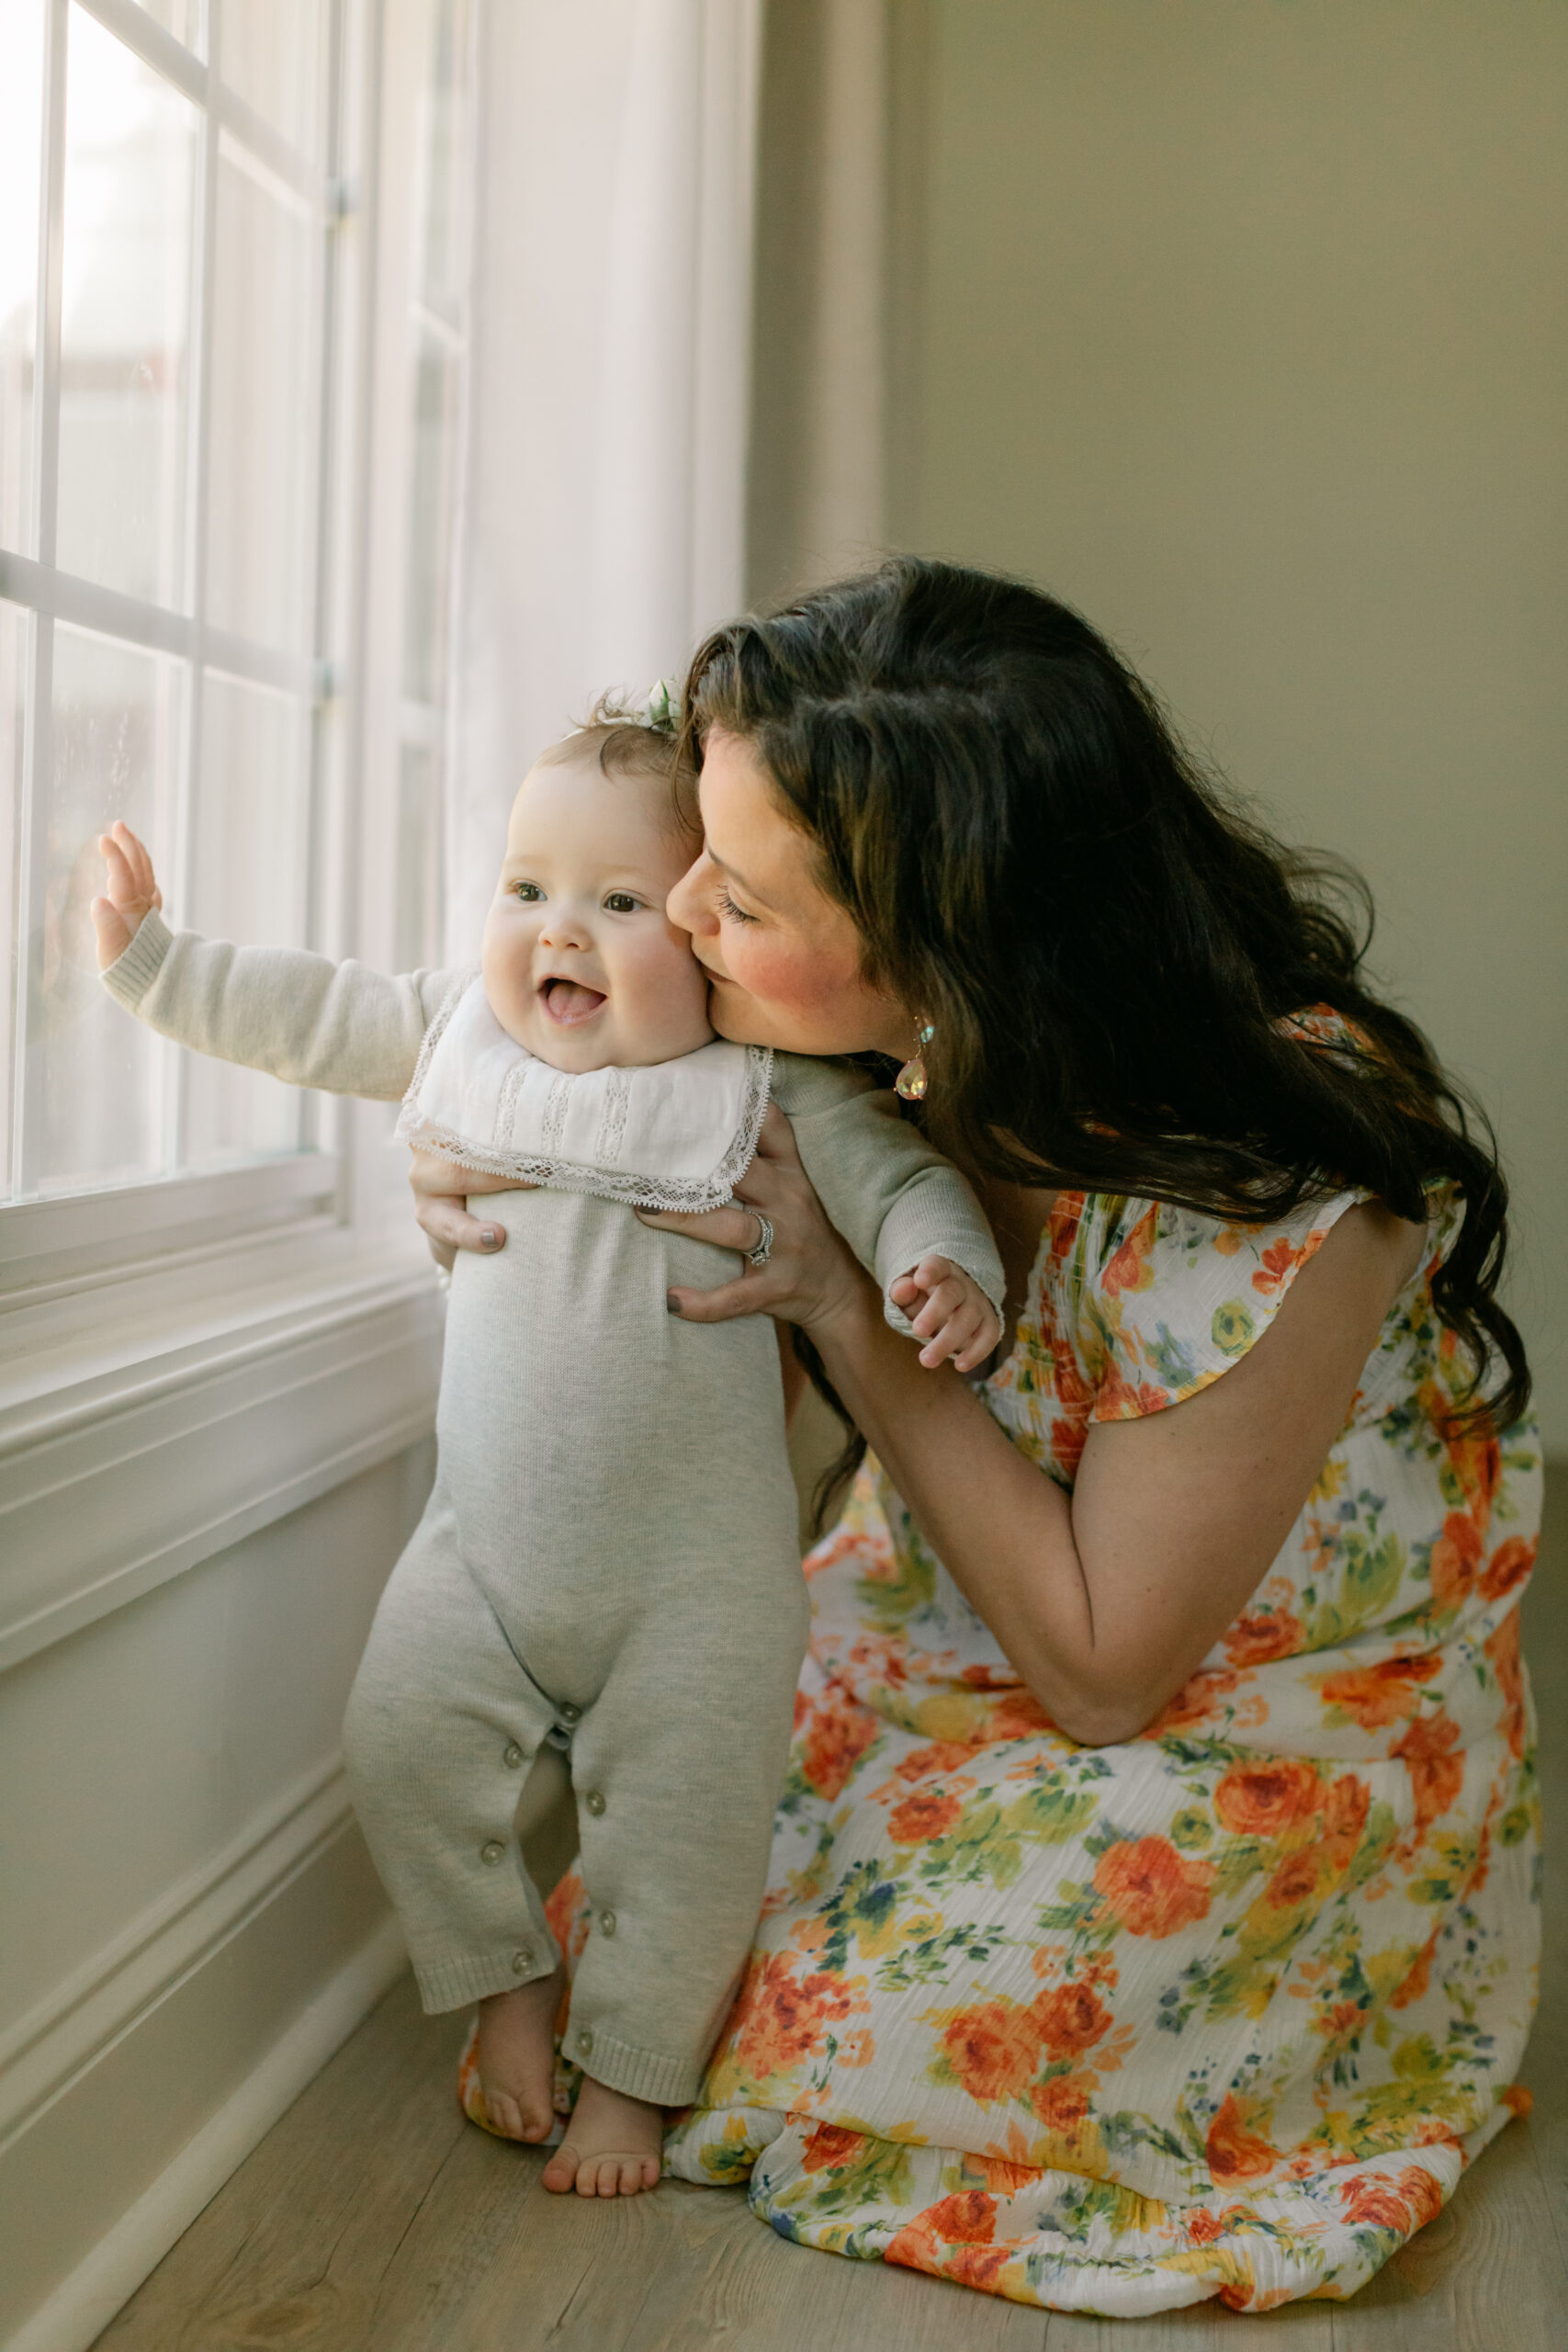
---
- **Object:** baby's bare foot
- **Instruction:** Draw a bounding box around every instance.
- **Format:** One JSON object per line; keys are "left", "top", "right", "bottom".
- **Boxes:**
{"left": 542, "top": 2075, "right": 663, "bottom": 2197}
{"left": 476, "top": 1970, "right": 565, "bottom": 2143}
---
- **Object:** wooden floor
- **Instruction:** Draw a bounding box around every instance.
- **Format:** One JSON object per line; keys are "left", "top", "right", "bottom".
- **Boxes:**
{"left": 97, "top": 1494, "right": 1567, "bottom": 2352}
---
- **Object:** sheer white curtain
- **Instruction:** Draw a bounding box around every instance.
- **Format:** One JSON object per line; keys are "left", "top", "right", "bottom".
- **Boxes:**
{"left": 446, "top": 0, "right": 762, "bottom": 948}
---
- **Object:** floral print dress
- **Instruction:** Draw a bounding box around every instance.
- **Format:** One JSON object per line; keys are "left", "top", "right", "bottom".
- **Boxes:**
{"left": 651, "top": 1069, "right": 1542, "bottom": 2315}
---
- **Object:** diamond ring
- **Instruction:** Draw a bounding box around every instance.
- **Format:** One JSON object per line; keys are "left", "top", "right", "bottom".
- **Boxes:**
{"left": 745, "top": 1211, "right": 775, "bottom": 1270}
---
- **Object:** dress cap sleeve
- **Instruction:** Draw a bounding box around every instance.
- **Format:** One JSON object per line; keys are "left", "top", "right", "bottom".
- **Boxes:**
{"left": 1082, "top": 1185, "right": 1372, "bottom": 1424}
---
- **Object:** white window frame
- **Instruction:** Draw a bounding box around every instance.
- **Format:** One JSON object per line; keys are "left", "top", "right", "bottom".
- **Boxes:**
{"left": 1, "top": 0, "right": 357, "bottom": 1284}
{"left": 0, "top": 0, "right": 474, "bottom": 1673}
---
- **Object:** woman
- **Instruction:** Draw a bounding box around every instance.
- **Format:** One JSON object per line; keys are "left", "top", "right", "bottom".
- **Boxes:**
{"left": 415, "top": 560, "right": 1540, "bottom": 2314}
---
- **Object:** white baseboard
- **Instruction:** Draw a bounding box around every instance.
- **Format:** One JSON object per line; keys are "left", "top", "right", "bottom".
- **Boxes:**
{"left": 6, "top": 1914, "right": 408, "bottom": 2352}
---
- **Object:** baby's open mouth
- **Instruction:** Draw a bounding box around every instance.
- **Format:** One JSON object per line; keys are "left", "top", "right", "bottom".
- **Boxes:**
{"left": 540, "top": 977, "right": 606, "bottom": 1025}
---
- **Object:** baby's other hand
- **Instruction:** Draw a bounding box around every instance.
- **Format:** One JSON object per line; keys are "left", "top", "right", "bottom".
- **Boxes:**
{"left": 92, "top": 820, "right": 162, "bottom": 970}
{"left": 888, "top": 1255, "right": 1002, "bottom": 1374}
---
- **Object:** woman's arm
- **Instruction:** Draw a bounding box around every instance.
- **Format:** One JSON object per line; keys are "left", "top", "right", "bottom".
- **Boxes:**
{"left": 646, "top": 1109, "right": 1425, "bottom": 1745}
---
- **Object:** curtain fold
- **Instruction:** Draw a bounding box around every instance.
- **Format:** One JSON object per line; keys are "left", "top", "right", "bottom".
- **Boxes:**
{"left": 446, "top": 0, "right": 762, "bottom": 947}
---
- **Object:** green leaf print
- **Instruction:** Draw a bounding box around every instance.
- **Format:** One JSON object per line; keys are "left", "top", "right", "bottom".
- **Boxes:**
{"left": 853, "top": 1525, "right": 937, "bottom": 1634}
{"left": 1170, "top": 1809, "right": 1214, "bottom": 1851}
{"left": 1212, "top": 1300, "right": 1256, "bottom": 1356}
{"left": 999, "top": 1783, "right": 1100, "bottom": 1847}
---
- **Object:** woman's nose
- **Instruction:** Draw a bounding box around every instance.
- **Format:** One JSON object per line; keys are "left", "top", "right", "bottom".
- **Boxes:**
{"left": 666, "top": 853, "right": 709, "bottom": 935}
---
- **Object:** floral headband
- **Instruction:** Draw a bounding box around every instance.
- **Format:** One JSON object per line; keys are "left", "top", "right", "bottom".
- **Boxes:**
{"left": 633, "top": 678, "right": 681, "bottom": 736}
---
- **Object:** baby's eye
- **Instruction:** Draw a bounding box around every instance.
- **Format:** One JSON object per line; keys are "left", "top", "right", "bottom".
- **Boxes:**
{"left": 718, "top": 889, "right": 758, "bottom": 926}
{"left": 512, "top": 880, "right": 544, "bottom": 902}
{"left": 603, "top": 891, "right": 642, "bottom": 914}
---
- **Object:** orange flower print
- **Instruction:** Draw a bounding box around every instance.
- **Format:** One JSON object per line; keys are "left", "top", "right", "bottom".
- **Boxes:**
{"left": 1390, "top": 1936, "right": 1436, "bottom": 2011}
{"left": 1317, "top": 1651, "right": 1441, "bottom": 1730}
{"left": 894, "top": 1739, "right": 976, "bottom": 1783}
{"left": 1262, "top": 1848, "right": 1323, "bottom": 1911}
{"left": 1323, "top": 1772, "right": 1371, "bottom": 1846}
{"left": 940, "top": 1999, "right": 1045, "bottom": 2105}
{"left": 1145, "top": 1666, "right": 1241, "bottom": 1737}
{"left": 1100, "top": 1204, "right": 1159, "bottom": 1298}
{"left": 1479, "top": 1535, "right": 1536, "bottom": 1605}
{"left": 801, "top": 2121, "right": 866, "bottom": 2174}
{"left": 1029, "top": 2076, "right": 1090, "bottom": 2135}
{"left": 1393, "top": 1712, "right": 1464, "bottom": 1832}
{"left": 1484, "top": 1611, "right": 1527, "bottom": 1755}
{"left": 1206, "top": 2094, "right": 1281, "bottom": 2183}
{"left": 1095, "top": 1838, "right": 1214, "bottom": 1938}
{"left": 987, "top": 1688, "right": 1055, "bottom": 1742}
{"left": 1429, "top": 1510, "right": 1483, "bottom": 1611}
{"left": 1252, "top": 1237, "right": 1304, "bottom": 1296}
{"left": 1214, "top": 1757, "right": 1321, "bottom": 1838}
{"left": 1224, "top": 1608, "right": 1304, "bottom": 1668}
{"left": 732, "top": 1955, "right": 851, "bottom": 2083}
{"left": 1339, "top": 2164, "right": 1445, "bottom": 2233}
{"left": 799, "top": 1689, "right": 879, "bottom": 1798}
{"left": 1032, "top": 1980, "right": 1112, "bottom": 2059}
{"left": 916, "top": 2190, "right": 998, "bottom": 2245}
{"left": 887, "top": 1786, "right": 964, "bottom": 1844}
{"left": 1186, "top": 2207, "right": 1225, "bottom": 2245}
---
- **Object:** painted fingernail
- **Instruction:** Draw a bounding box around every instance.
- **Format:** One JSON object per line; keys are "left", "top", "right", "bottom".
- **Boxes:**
{"left": 666, "top": 1292, "right": 682, "bottom": 1316}
{"left": 480, "top": 1227, "right": 502, "bottom": 1250}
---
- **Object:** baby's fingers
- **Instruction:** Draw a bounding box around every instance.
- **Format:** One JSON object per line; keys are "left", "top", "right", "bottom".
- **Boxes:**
{"left": 953, "top": 1306, "right": 1004, "bottom": 1374}
{"left": 918, "top": 1307, "right": 983, "bottom": 1370}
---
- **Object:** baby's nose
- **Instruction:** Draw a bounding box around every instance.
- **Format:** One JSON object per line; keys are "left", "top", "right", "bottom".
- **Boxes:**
{"left": 538, "top": 906, "right": 592, "bottom": 950}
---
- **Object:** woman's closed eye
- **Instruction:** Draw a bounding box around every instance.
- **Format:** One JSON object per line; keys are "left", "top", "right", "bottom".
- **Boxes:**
{"left": 718, "top": 888, "right": 759, "bottom": 926}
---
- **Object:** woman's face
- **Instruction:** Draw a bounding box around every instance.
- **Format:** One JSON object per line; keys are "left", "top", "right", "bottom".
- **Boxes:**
{"left": 667, "top": 727, "right": 910, "bottom": 1058}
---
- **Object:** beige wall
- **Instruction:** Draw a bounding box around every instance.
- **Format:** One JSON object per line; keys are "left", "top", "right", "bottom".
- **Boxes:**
{"left": 864, "top": 0, "right": 1564, "bottom": 1449}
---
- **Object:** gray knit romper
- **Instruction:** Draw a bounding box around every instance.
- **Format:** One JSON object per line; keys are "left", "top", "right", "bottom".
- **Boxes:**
{"left": 104, "top": 919, "right": 1003, "bottom": 2104}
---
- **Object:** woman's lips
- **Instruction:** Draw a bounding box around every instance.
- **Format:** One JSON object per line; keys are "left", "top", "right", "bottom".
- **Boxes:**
{"left": 540, "top": 977, "right": 606, "bottom": 1024}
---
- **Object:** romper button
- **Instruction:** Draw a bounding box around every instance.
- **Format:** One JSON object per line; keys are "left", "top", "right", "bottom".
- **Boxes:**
{"left": 503, "top": 1743, "right": 524, "bottom": 1769}
{"left": 512, "top": 1946, "right": 534, "bottom": 1974}
{"left": 576, "top": 2028, "right": 593, "bottom": 2056}
{"left": 480, "top": 1840, "right": 505, "bottom": 1865}
{"left": 584, "top": 1789, "right": 606, "bottom": 1816}
{"left": 558, "top": 1701, "right": 582, "bottom": 1726}
{"left": 599, "top": 1910, "right": 616, "bottom": 1937}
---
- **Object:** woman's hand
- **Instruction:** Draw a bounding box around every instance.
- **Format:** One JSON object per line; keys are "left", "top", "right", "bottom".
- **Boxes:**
{"left": 408, "top": 1148, "right": 525, "bottom": 1270}
{"left": 637, "top": 1103, "right": 871, "bottom": 1333}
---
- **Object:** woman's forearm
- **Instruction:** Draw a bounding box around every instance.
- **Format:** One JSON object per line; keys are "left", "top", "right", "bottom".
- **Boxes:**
{"left": 810, "top": 1282, "right": 1134, "bottom": 1740}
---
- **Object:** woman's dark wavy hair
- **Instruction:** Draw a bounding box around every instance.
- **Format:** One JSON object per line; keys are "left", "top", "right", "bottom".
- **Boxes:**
{"left": 682, "top": 556, "right": 1529, "bottom": 1448}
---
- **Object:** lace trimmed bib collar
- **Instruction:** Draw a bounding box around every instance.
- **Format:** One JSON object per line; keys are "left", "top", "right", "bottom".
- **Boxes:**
{"left": 394, "top": 974, "right": 773, "bottom": 1211}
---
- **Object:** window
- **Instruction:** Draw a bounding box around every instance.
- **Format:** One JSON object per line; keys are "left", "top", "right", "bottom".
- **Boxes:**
{"left": 0, "top": 0, "right": 472, "bottom": 1303}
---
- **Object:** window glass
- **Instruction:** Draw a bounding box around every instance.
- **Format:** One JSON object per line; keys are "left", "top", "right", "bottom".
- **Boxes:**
{"left": 0, "top": 0, "right": 45, "bottom": 561}
{"left": 412, "top": 0, "right": 468, "bottom": 310}
{"left": 219, "top": 0, "right": 324, "bottom": 162}
{"left": 181, "top": 670, "right": 310, "bottom": 1164}
{"left": 135, "top": 0, "right": 197, "bottom": 44}
{"left": 32, "top": 623, "right": 185, "bottom": 1193}
{"left": 55, "top": 3, "right": 197, "bottom": 608}
{"left": 400, "top": 329, "right": 459, "bottom": 706}
{"left": 393, "top": 739, "right": 444, "bottom": 975}
{"left": 204, "top": 138, "right": 317, "bottom": 651}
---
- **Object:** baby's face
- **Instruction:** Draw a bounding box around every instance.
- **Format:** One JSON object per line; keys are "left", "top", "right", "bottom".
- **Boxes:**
{"left": 480, "top": 751, "right": 713, "bottom": 1071}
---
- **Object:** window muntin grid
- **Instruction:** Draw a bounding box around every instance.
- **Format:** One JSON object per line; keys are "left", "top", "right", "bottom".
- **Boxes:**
{"left": 0, "top": 0, "right": 341, "bottom": 1215}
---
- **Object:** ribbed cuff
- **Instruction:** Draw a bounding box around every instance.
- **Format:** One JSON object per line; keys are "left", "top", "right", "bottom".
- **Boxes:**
{"left": 564, "top": 2019, "right": 705, "bottom": 2108}
{"left": 100, "top": 909, "right": 175, "bottom": 1010}
{"left": 414, "top": 1939, "right": 559, "bottom": 2016}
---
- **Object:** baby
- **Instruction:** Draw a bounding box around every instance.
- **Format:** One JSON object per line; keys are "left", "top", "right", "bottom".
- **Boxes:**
{"left": 92, "top": 707, "right": 1003, "bottom": 2198}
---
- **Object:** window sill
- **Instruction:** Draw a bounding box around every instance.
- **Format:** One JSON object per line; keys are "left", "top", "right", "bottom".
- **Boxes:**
{"left": 0, "top": 1225, "right": 445, "bottom": 1671}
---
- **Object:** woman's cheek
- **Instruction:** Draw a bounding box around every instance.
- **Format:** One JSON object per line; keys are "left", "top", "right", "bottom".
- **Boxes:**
{"left": 726, "top": 926, "right": 844, "bottom": 1019}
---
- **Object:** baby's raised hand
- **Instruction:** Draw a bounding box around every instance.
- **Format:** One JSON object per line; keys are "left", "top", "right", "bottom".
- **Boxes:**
{"left": 888, "top": 1255, "right": 1002, "bottom": 1374}
{"left": 92, "top": 820, "right": 163, "bottom": 970}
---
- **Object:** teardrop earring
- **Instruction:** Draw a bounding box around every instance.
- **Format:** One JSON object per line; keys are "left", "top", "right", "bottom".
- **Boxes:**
{"left": 895, "top": 1023, "right": 935, "bottom": 1102}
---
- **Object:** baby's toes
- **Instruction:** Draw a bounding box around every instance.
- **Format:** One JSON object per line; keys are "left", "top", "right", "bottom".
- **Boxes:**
{"left": 483, "top": 2085, "right": 525, "bottom": 2140}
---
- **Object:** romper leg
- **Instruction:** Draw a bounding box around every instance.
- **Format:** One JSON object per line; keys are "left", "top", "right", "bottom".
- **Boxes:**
{"left": 557, "top": 1589, "right": 808, "bottom": 2108}
{"left": 342, "top": 1484, "right": 561, "bottom": 2013}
